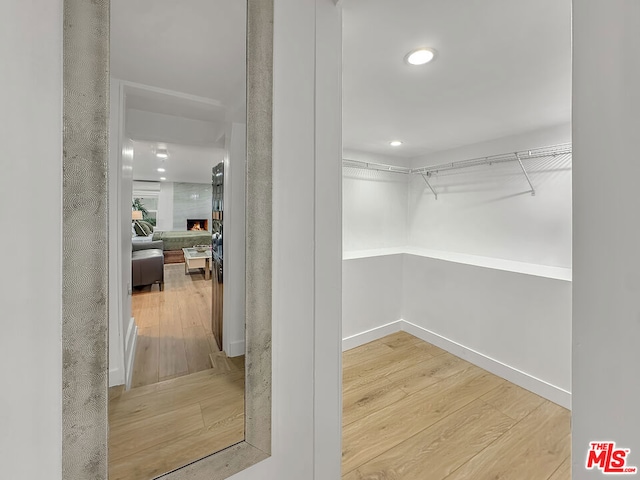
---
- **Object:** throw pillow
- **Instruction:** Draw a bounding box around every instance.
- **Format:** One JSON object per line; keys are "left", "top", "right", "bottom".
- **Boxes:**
{"left": 133, "top": 221, "right": 146, "bottom": 236}
{"left": 138, "top": 220, "right": 153, "bottom": 236}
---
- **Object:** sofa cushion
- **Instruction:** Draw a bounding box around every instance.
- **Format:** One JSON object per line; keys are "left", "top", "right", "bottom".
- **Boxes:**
{"left": 132, "top": 249, "right": 163, "bottom": 261}
{"left": 133, "top": 240, "right": 164, "bottom": 252}
{"left": 132, "top": 248, "right": 164, "bottom": 290}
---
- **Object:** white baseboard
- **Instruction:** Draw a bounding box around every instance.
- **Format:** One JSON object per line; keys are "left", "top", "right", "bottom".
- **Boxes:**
{"left": 226, "top": 340, "right": 246, "bottom": 358}
{"left": 342, "top": 320, "right": 402, "bottom": 352}
{"left": 124, "top": 317, "right": 138, "bottom": 391}
{"left": 109, "top": 367, "right": 123, "bottom": 387}
{"left": 401, "top": 320, "right": 571, "bottom": 409}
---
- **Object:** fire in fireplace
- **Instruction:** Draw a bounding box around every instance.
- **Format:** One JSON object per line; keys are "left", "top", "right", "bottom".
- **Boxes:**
{"left": 187, "top": 219, "right": 208, "bottom": 231}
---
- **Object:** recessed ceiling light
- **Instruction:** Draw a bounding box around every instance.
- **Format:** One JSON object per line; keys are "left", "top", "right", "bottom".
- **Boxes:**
{"left": 160, "top": 177, "right": 166, "bottom": 181}
{"left": 156, "top": 152, "right": 168, "bottom": 159}
{"left": 157, "top": 168, "right": 166, "bottom": 173}
{"left": 389, "top": 141, "right": 403, "bottom": 147}
{"left": 405, "top": 48, "right": 436, "bottom": 66}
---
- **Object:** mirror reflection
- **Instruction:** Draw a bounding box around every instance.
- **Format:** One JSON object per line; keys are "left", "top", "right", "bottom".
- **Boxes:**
{"left": 107, "top": 1, "right": 247, "bottom": 478}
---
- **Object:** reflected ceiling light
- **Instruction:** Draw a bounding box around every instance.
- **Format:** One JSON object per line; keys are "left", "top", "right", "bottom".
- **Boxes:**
{"left": 157, "top": 168, "right": 166, "bottom": 173}
{"left": 156, "top": 146, "right": 169, "bottom": 159}
{"left": 159, "top": 177, "right": 166, "bottom": 181}
{"left": 389, "top": 140, "right": 403, "bottom": 147}
{"left": 405, "top": 48, "right": 436, "bottom": 66}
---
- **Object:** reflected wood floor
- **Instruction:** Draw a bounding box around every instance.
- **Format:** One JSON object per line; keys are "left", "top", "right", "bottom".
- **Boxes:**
{"left": 110, "top": 326, "right": 570, "bottom": 479}
{"left": 109, "top": 366, "right": 245, "bottom": 480}
{"left": 131, "top": 264, "right": 218, "bottom": 388}
{"left": 109, "top": 263, "right": 245, "bottom": 479}
{"left": 342, "top": 332, "right": 571, "bottom": 480}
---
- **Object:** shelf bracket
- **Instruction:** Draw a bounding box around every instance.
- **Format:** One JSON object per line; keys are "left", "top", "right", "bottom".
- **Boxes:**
{"left": 515, "top": 153, "right": 535, "bottom": 196}
{"left": 421, "top": 174, "right": 438, "bottom": 200}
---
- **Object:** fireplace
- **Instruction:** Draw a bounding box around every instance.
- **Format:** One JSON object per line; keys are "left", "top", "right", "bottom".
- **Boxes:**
{"left": 187, "top": 219, "right": 208, "bottom": 231}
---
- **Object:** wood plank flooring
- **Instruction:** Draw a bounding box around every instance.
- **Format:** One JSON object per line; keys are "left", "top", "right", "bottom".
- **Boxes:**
{"left": 108, "top": 367, "right": 245, "bottom": 480}
{"left": 111, "top": 322, "right": 570, "bottom": 479}
{"left": 342, "top": 332, "right": 571, "bottom": 480}
{"left": 109, "top": 263, "right": 245, "bottom": 479}
{"left": 131, "top": 264, "right": 218, "bottom": 387}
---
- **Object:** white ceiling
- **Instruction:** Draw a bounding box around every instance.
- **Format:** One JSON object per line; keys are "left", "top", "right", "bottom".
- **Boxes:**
{"left": 131, "top": 140, "right": 224, "bottom": 185}
{"left": 111, "top": 0, "right": 245, "bottom": 183}
{"left": 343, "top": 0, "right": 572, "bottom": 158}
{"left": 125, "top": 87, "right": 226, "bottom": 123}
{"left": 112, "top": 0, "right": 571, "bottom": 167}
{"left": 111, "top": 0, "right": 246, "bottom": 110}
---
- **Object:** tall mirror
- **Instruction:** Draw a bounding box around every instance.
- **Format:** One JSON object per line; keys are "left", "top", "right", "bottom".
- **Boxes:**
{"left": 107, "top": 1, "right": 248, "bottom": 478}
{"left": 62, "top": 0, "right": 272, "bottom": 479}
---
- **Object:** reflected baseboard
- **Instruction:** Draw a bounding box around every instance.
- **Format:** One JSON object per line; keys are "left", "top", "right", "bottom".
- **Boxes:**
{"left": 226, "top": 340, "right": 246, "bottom": 358}
{"left": 124, "top": 316, "right": 138, "bottom": 391}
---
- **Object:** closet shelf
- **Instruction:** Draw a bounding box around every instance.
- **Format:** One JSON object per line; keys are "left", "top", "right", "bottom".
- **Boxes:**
{"left": 343, "top": 142, "right": 572, "bottom": 199}
{"left": 342, "top": 159, "right": 411, "bottom": 174}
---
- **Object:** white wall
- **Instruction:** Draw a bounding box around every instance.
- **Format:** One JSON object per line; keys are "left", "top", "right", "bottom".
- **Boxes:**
{"left": 172, "top": 182, "right": 212, "bottom": 230}
{"left": 120, "top": 139, "right": 135, "bottom": 388}
{"left": 223, "top": 122, "right": 247, "bottom": 357}
{"left": 156, "top": 180, "right": 174, "bottom": 231}
{"left": 109, "top": 79, "right": 125, "bottom": 386}
{"left": 342, "top": 123, "right": 572, "bottom": 267}
{"left": 572, "top": 1, "right": 640, "bottom": 476}
{"left": 343, "top": 166, "right": 408, "bottom": 253}
{"left": 228, "top": 1, "right": 342, "bottom": 479}
{"left": 0, "top": 2, "right": 342, "bottom": 479}
{"left": 151, "top": 180, "right": 212, "bottom": 233}
{"left": 109, "top": 81, "right": 139, "bottom": 389}
{"left": 341, "top": 248, "right": 572, "bottom": 407}
{"left": 407, "top": 123, "right": 572, "bottom": 267}
{"left": 7, "top": 1, "right": 640, "bottom": 478}
{"left": 410, "top": 123, "right": 571, "bottom": 169}
{"left": 126, "top": 108, "right": 225, "bottom": 147}
{"left": 313, "top": 1, "right": 343, "bottom": 473}
{"left": 403, "top": 254, "right": 571, "bottom": 406}
{"left": 342, "top": 150, "right": 410, "bottom": 254}
{"left": 341, "top": 152, "right": 408, "bottom": 350}
{"left": 341, "top": 106, "right": 572, "bottom": 409}
{"left": 0, "top": 0, "right": 62, "bottom": 477}
{"left": 342, "top": 255, "right": 403, "bottom": 347}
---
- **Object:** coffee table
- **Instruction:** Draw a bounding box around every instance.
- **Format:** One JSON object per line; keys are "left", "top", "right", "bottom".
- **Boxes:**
{"left": 182, "top": 247, "right": 211, "bottom": 280}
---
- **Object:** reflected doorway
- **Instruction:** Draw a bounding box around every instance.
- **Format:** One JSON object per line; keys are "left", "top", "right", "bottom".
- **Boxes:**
{"left": 107, "top": 0, "right": 247, "bottom": 478}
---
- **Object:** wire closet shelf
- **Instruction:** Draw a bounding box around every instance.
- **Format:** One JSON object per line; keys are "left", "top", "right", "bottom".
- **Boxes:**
{"left": 342, "top": 142, "right": 572, "bottom": 199}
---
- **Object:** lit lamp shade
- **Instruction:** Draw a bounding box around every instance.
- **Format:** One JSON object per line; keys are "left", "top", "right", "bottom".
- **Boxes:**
{"left": 132, "top": 210, "right": 143, "bottom": 221}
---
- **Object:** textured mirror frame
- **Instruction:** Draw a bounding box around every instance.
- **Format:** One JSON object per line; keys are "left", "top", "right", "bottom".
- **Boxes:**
{"left": 61, "top": 0, "right": 273, "bottom": 478}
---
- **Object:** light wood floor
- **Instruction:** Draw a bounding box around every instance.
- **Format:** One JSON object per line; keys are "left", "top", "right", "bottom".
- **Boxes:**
{"left": 111, "top": 324, "right": 571, "bottom": 479}
{"left": 109, "top": 363, "right": 245, "bottom": 479}
{"left": 342, "top": 332, "right": 571, "bottom": 480}
{"left": 131, "top": 264, "right": 218, "bottom": 387}
{"left": 110, "top": 263, "right": 245, "bottom": 479}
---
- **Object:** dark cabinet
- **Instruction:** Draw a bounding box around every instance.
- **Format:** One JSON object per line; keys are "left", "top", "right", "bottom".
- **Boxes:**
{"left": 211, "top": 162, "right": 224, "bottom": 350}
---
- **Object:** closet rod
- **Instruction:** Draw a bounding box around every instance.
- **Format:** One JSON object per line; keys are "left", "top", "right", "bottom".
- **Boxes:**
{"left": 411, "top": 143, "right": 572, "bottom": 175}
{"left": 342, "top": 158, "right": 411, "bottom": 174}
{"left": 342, "top": 143, "right": 571, "bottom": 176}
{"left": 342, "top": 142, "right": 572, "bottom": 199}
{"left": 413, "top": 143, "right": 571, "bottom": 198}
